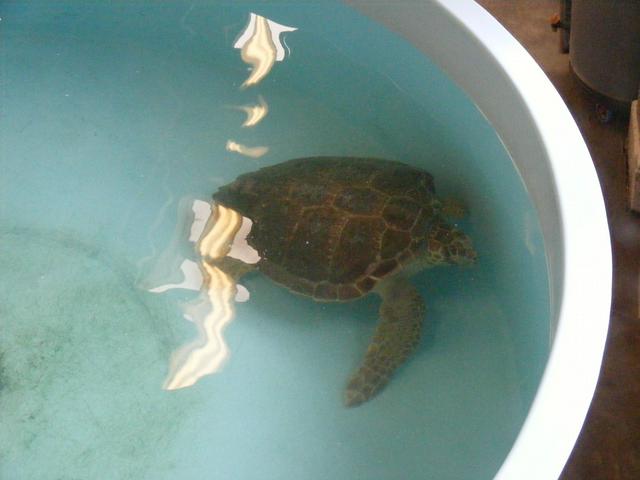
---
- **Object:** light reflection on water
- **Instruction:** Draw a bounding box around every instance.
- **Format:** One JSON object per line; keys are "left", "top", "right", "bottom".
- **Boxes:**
{"left": 149, "top": 201, "right": 260, "bottom": 391}
{"left": 225, "top": 139, "right": 269, "bottom": 158}
{"left": 153, "top": 8, "right": 296, "bottom": 387}
{"left": 225, "top": 13, "right": 294, "bottom": 158}
{"left": 231, "top": 95, "right": 269, "bottom": 128}
{"left": 235, "top": 12, "right": 298, "bottom": 88}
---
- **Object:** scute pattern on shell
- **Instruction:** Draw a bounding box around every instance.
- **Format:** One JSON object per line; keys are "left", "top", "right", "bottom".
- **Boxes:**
{"left": 212, "top": 157, "right": 441, "bottom": 300}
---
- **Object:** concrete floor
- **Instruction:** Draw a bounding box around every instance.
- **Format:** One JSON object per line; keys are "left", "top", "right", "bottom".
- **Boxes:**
{"left": 476, "top": 1, "right": 640, "bottom": 478}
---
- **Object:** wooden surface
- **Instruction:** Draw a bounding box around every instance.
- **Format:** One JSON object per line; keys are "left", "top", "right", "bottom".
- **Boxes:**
{"left": 629, "top": 101, "right": 640, "bottom": 213}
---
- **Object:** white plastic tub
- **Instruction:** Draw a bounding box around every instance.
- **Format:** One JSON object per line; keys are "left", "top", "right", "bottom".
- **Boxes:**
{"left": 0, "top": 1, "right": 611, "bottom": 478}
{"left": 347, "top": 1, "right": 612, "bottom": 478}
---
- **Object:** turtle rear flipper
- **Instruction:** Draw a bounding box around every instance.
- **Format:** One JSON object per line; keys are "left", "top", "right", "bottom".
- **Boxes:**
{"left": 344, "top": 276, "right": 425, "bottom": 407}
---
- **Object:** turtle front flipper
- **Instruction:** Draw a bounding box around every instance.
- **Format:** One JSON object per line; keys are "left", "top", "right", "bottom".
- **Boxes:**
{"left": 441, "top": 197, "right": 467, "bottom": 219}
{"left": 344, "top": 276, "right": 426, "bottom": 407}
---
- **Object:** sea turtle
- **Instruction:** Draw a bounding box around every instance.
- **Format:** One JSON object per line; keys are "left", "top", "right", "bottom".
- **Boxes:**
{"left": 210, "top": 156, "right": 476, "bottom": 406}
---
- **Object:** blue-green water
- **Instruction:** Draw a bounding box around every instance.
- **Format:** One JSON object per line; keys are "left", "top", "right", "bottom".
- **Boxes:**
{"left": 0, "top": 2, "right": 550, "bottom": 479}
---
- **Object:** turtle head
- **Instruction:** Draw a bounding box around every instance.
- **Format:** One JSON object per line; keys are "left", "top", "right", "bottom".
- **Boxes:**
{"left": 447, "top": 228, "right": 477, "bottom": 265}
{"left": 426, "top": 221, "right": 477, "bottom": 266}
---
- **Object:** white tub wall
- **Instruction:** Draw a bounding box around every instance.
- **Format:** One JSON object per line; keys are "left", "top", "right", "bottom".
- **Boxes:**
{"left": 346, "top": 1, "right": 611, "bottom": 479}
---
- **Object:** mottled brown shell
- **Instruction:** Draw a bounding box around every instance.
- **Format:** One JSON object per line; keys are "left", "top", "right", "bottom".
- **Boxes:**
{"left": 213, "top": 157, "right": 441, "bottom": 301}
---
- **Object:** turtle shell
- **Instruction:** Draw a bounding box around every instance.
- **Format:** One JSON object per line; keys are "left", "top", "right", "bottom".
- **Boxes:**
{"left": 212, "top": 157, "right": 440, "bottom": 301}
